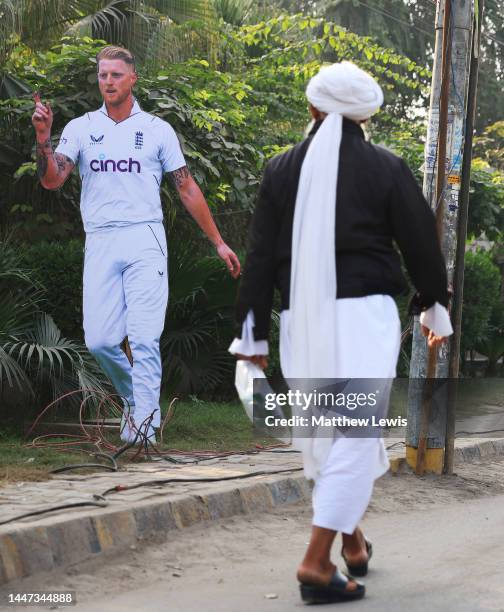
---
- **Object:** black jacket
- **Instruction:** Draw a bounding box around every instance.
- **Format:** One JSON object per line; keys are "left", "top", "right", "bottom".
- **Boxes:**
{"left": 235, "top": 119, "right": 450, "bottom": 341}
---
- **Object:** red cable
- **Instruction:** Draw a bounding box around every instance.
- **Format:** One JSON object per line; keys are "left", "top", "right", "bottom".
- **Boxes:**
{"left": 23, "top": 389, "right": 289, "bottom": 463}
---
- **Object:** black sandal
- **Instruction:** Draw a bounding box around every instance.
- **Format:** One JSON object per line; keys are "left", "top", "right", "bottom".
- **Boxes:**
{"left": 299, "top": 568, "right": 365, "bottom": 604}
{"left": 341, "top": 538, "right": 373, "bottom": 577}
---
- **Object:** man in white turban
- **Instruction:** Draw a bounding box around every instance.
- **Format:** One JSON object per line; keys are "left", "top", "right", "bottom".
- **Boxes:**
{"left": 230, "top": 62, "right": 452, "bottom": 603}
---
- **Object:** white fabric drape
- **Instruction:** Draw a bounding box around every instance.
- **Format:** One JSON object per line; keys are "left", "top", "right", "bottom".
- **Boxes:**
{"left": 229, "top": 301, "right": 452, "bottom": 357}
{"left": 288, "top": 62, "right": 383, "bottom": 384}
{"left": 288, "top": 111, "right": 341, "bottom": 380}
{"left": 285, "top": 63, "right": 384, "bottom": 479}
{"left": 419, "top": 302, "right": 453, "bottom": 337}
{"left": 306, "top": 296, "right": 400, "bottom": 534}
{"left": 228, "top": 311, "right": 269, "bottom": 356}
{"left": 281, "top": 295, "right": 401, "bottom": 483}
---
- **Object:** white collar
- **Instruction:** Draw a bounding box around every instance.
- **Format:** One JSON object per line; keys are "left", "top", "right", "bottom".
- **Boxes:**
{"left": 99, "top": 98, "right": 141, "bottom": 117}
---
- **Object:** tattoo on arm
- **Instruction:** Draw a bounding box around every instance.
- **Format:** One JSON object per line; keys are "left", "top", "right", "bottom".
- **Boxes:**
{"left": 36, "top": 137, "right": 73, "bottom": 185}
{"left": 55, "top": 153, "right": 72, "bottom": 174}
{"left": 36, "top": 137, "right": 51, "bottom": 179}
{"left": 169, "top": 166, "right": 190, "bottom": 189}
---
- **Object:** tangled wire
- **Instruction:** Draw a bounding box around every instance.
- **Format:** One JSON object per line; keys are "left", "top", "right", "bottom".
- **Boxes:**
{"left": 22, "top": 389, "right": 288, "bottom": 473}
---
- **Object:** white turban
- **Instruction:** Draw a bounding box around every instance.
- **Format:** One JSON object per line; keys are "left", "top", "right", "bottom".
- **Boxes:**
{"left": 306, "top": 61, "right": 383, "bottom": 120}
{"left": 286, "top": 62, "right": 384, "bottom": 479}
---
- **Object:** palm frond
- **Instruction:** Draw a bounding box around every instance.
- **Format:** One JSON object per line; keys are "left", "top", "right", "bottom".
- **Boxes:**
{"left": 147, "top": 0, "right": 213, "bottom": 23}
{"left": 0, "top": 235, "right": 42, "bottom": 341}
{"left": 58, "top": 351, "right": 113, "bottom": 410}
{"left": 0, "top": 236, "right": 110, "bottom": 410}
{"left": 0, "top": 0, "right": 20, "bottom": 62}
{"left": 1, "top": 0, "right": 215, "bottom": 65}
{"left": 212, "top": 0, "right": 252, "bottom": 26}
{"left": 0, "top": 236, "right": 35, "bottom": 287}
{"left": 0, "top": 72, "right": 32, "bottom": 101}
{"left": 0, "top": 290, "right": 35, "bottom": 340}
{"left": 160, "top": 239, "right": 237, "bottom": 395}
{"left": 163, "top": 345, "right": 232, "bottom": 395}
{"left": 76, "top": 355, "right": 112, "bottom": 396}
{"left": 0, "top": 345, "right": 32, "bottom": 392}
{"left": 3, "top": 312, "right": 111, "bottom": 409}
{"left": 7, "top": 314, "right": 77, "bottom": 377}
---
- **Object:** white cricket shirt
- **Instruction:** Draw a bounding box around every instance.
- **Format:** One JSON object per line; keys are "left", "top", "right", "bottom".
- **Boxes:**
{"left": 55, "top": 99, "right": 186, "bottom": 233}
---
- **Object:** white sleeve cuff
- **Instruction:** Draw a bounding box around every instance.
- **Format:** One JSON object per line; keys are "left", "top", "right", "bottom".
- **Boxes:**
{"left": 419, "top": 302, "right": 454, "bottom": 337}
{"left": 228, "top": 310, "right": 269, "bottom": 356}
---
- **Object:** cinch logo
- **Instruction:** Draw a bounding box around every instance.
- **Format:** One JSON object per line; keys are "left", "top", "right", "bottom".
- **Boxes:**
{"left": 90, "top": 157, "right": 141, "bottom": 173}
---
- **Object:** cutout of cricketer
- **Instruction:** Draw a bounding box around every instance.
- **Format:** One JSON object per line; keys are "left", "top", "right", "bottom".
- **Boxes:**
{"left": 229, "top": 62, "right": 453, "bottom": 603}
{"left": 32, "top": 46, "right": 240, "bottom": 444}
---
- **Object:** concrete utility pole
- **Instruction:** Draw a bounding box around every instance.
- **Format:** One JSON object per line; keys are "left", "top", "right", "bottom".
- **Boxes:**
{"left": 406, "top": 0, "right": 477, "bottom": 474}
{"left": 444, "top": 0, "right": 484, "bottom": 474}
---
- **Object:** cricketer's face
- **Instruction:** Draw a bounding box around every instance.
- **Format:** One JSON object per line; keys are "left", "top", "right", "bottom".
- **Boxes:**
{"left": 97, "top": 59, "right": 137, "bottom": 107}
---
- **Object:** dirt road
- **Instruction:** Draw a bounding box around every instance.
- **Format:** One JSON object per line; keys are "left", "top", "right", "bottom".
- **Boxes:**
{"left": 3, "top": 456, "right": 504, "bottom": 611}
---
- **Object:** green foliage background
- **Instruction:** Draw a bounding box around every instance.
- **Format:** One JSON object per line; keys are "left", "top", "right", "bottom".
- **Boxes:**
{"left": 1, "top": 4, "right": 504, "bottom": 423}
{"left": 461, "top": 249, "right": 503, "bottom": 372}
{"left": 21, "top": 241, "right": 84, "bottom": 340}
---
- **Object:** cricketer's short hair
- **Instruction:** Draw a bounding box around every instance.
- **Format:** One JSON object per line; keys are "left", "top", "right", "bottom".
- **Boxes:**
{"left": 96, "top": 46, "right": 136, "bottom": 72}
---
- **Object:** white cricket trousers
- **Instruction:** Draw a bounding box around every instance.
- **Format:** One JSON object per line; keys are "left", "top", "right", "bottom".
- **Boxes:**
{"left": 83, "top": 222, "right": 168, "bottom": 428}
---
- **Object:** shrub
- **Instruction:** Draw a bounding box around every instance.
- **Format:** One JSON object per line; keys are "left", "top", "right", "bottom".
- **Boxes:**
{"left": 461, "top": 249, "right": 502, "bottom": 357}
{"left": 21, "top": 240, "right": 84, "bottom": 340}
{"left": 161, "top": 241, "right": 238, "bottom": 397}
{"left": 0, "top": 237, "right": 108, "bottom": 425}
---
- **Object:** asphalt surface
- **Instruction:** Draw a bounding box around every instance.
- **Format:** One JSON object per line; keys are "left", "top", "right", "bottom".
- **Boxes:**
{"left": 71, "top": 494, "right": 503, "bottom": 612}
{"left": 3, "top": 455, "right": 504, "bottom": 612}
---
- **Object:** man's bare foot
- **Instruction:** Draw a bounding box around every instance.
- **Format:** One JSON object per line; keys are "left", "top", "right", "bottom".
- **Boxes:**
{"left": 341, "top": 527, "right": 369, "bottom": 566}
{"left": 296, "top": 562, "right": 359, "bottom": 591}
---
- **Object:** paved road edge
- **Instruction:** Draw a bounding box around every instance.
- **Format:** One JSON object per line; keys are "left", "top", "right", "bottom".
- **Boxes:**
{"left": 388, "top": 438, "right": 504, "bottom": 473}
{"left": 1, "top": 438, "right": 503, "bottom": 586}
{"left": 0, "top": 473, "right": 309, "bottom": 586}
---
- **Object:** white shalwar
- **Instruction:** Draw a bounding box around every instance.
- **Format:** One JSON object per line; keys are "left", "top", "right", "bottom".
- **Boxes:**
{"left": 231, "top": 295, "right": 401, "bottom": 535}
{"left": 55, "top": 99, "right": 186, "bottom": 429}
{"left": 280, "top": 296, "right": 400, "bottom": 534}
{"left": 230, "top": 297, "right": 451, "bottom": 534}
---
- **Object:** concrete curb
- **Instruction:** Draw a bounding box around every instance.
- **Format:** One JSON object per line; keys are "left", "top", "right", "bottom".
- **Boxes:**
{"left": 455, "top": 438, "right": 504, "bottom": 462}
{"left": 388, "top": 438, "right": 504, "bottom": 474}
{"left": 1, "top": 438, "right": 503, "bottom": 587}
{"left": 0, "top": 473, "right": 309, "bottom": 587}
